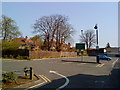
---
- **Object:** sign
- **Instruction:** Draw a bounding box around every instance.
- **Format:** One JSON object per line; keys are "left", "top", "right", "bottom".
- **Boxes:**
{"left": 76, "top": 43, "right": 85, "bottom": 49}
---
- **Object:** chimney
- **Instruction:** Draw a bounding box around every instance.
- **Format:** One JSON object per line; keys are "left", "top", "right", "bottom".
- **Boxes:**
{"left": 25, "top": 36, "right": 28, "bottom": 40}
{"left": 9, "top": 36, "right": 12, "bottom": 41}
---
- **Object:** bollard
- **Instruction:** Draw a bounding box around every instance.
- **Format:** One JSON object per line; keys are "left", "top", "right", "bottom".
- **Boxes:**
{"left": 30, "top": 67, "right": 32, "bottom": 80}
{"left": 97, "top": 55, "right": 100, "bottom": 63}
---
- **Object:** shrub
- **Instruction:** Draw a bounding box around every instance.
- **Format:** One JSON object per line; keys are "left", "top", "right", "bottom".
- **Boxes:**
{"left": 2, "top": 40, "right": 21, "bottom": 50}
{"left": 2, "top": 72, "right": 16, "bottom": 83}
{"left": 16, "top": 55, "right": 23, "bottom": 59}
{"left": 16, "top": 55, "right": 31, "bottom": 60}
{"left": 9, "top": 55, "right": 14, "bottom": 59}
{"left": 3, "top": 55, "right": 9, "bottom": 58}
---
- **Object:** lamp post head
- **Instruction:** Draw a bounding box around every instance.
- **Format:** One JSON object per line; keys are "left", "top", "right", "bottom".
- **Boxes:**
{"left": 94, "top": 24, "right": 98, "bottom": 29}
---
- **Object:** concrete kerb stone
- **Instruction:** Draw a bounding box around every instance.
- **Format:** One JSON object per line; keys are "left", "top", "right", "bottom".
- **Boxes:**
{"left": 31, "top": 56, "right": 82, "bottom": 61}
{"left": 14, "top": 75, "right": 46, "bottom": 89}
{"left": 2, "top": 56, "right": 89, "bottom": 61}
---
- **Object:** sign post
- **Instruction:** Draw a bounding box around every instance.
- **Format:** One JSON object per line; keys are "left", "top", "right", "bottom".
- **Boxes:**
{"left": 76, "top": 43, "right": 85, "bottom": 61}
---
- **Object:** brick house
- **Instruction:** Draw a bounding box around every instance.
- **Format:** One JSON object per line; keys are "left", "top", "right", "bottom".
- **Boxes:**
{"left": 50, "top": 40, "right": 71, "bottom": 51}
{"left": 105, "top": 47, "right": 120, "bottom": 56}
{"left": 12, "top": 36, "right": 35, "bottom": 50}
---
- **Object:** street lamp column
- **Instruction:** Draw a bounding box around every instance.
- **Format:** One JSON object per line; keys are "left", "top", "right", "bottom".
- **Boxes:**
{"left": 94, "top": 24, "right": 100, "bottom": 63}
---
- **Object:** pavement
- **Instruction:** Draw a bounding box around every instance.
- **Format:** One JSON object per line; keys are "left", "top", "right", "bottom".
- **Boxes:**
{"left": 14, "top": 74, "right": 51, "bottom": 89}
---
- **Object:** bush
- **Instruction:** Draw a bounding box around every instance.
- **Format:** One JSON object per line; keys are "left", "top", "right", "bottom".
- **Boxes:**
{"left": 3, "top": 55, "right": 9, "bottom": 58}
{"left": 9, "top": 55, "right": 14, "bottom": 58}
{"left": 16, "top": 55, "right": 23, "bottom": 59}
{"left": 3, "top": 55, "right": 14, "bottom": 59}
{"left": 16, "top": 55, "right": 31, "bottom": 60}
{"left": 2, "top": 40, "right": 21, "bottom": 50}
{"left": 2, "top": 72, "right": 16, "bottom": 83}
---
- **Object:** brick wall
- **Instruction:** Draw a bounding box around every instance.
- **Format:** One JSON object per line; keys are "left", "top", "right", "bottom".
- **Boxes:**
{"left": 29, "top": 51, "right": 77, "bottom": 59}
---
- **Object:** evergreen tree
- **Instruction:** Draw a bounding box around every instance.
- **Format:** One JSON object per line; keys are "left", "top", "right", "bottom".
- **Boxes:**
{"left": 106, "top": 42, "right": 111, "bottom": 48}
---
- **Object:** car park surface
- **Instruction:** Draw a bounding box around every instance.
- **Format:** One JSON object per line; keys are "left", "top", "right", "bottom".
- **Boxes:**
{"left": 2, "top": 56, "right": 120, "bottom": 88}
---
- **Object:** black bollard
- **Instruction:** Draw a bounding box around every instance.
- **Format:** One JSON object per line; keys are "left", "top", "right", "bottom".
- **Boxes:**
{"left": 97, "top": 55, "right": 100, "bottom": 63}
{"left": 30, "top": 67, "right": 32, "bottom": 80}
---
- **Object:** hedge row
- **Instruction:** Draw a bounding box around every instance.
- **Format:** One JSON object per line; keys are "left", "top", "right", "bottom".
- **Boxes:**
{"left": 2, "top": 49, "right": 29, "bottom": 58}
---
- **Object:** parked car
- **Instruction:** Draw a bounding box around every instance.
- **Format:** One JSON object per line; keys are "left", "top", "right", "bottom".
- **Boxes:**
{"left": 98, "top": 55, "right": 112, "bottom": 61}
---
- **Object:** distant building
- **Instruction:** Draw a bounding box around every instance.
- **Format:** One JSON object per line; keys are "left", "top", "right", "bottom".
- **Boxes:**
{"left": 50, "top": 41, "right": 71, "bottom": 51}
{"left": 87, "top": 47, "right": 120, "bottom": 57}
{"left": 12, "top": 36, "right": 35, "bottom": 50}
{"left": 88, "top": 48, "right": 105, "bottom": 56}
{"left": 105, "top": 47, "right": 120, "bottom": 57}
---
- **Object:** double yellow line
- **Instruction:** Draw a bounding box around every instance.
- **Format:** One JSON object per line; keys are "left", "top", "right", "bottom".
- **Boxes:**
{"left": 40, "top": 75, "right": 51, "bottom": 83}
{"left": 28, "top": 75, "right": 51, "bottom": 89}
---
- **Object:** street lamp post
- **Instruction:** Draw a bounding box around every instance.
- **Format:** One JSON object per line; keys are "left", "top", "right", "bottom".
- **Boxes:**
{"left": 94, "top": 24, "right": 100, "bottom": 63}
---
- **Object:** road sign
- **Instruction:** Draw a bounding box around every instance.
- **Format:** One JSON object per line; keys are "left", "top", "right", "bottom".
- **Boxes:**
{"left": 76, "top": 43, "right": 85, "bottom": 49}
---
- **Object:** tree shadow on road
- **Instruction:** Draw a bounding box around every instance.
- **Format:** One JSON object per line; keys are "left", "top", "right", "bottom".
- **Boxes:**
{"left": 35, "top": 68, "right": 120, "bottom": 89}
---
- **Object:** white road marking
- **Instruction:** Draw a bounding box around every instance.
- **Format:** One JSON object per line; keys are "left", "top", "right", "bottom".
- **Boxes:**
{"left": 49, "top": 70, "right": 69, "bottom": 90}
{"left": 112, "top": 58, "right": 119, "bottom": 67}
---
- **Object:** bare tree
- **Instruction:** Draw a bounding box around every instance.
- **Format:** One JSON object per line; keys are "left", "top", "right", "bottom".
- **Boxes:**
{"left": 80, "top": 30, "right": 96, "bottom": 50}
{"left": 33, "top": 14, "right": 74, "bottom": 51}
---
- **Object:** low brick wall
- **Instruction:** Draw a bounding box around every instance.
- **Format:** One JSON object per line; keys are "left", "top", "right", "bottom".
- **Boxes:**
{"left": 29, "top": 51, "right": 77, "bottom": 59}
{"left": 60, "top": 52, "right": 77, "bottom": 57}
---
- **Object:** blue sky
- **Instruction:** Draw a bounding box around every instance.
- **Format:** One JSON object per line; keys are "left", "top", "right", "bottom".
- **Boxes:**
{"left": 2, "top": 2, "right": 118, "bottom": 48}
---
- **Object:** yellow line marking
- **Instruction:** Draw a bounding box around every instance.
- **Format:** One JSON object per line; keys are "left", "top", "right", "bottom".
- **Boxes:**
{"left": 80, "top": 63, "right": 86, "bottom": 65}
{"left": 96, "top": 64, "right": 101, "bottom": 67}
{"left": 41, "top": 75, "right": 51, "bottom": 82}
{"left": 99, "top": 64, "right": 104, "bottom": 67}
{"left": 96, "top": 64, "right": 104, "bottom": 67}
{"left": 39, "top": 75, "right": 48, "bottom": 83}
{"left": 62, "top": 62, "right": 72, "bottom": 64}
{"left": 29, "top": 75, "right": 51, "bottom": 89}
{"left": 77, "top": 63, "right": 86, "bottom": 65}
{"left": 28, "top": 81, "right": 46, "bottom": 88}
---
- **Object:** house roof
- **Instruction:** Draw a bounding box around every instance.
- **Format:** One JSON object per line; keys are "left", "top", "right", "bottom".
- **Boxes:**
{"left": 12, "top": 37, "right": 34, "bottom": 45}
